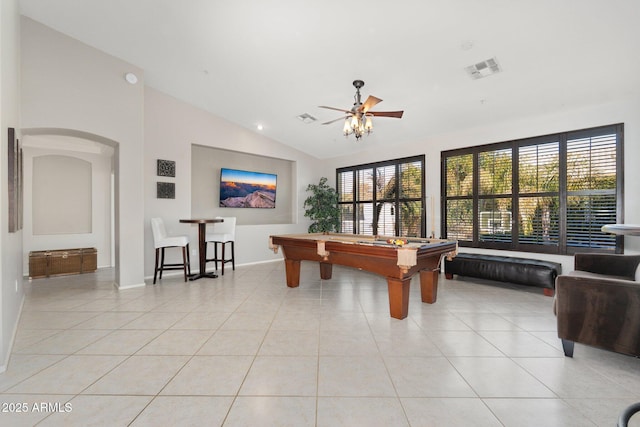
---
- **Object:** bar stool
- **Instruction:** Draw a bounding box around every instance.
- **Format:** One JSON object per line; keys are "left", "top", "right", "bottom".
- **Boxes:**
{"left": 618, "top": 402, "right": 640, "bottom": 427}
{"left": 205, "top": 216, "right": 236, "bottom": 275}
{"left": 151, "top": 217, "right": 191, "bottom": 284}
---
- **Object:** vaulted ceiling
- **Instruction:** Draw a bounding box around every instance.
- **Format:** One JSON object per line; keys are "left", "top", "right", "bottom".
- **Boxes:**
{"left": 19, "top": 0, "right": 640, "bottom": 159}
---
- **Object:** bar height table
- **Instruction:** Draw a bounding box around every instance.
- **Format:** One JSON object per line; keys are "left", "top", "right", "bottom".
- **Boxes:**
{"left": 601, "top": 224, "right": 640, "bottom": 236}
{"left": 180, "top": 218, "right": 224, "bottom": 280}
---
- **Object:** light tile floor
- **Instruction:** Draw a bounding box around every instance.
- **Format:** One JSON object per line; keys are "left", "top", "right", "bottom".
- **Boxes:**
{"left": 1, "top": 262, "right": 639, "bottom": 426}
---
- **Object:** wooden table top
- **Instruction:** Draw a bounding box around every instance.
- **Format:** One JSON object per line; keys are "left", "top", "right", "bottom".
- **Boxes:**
{"left": 179, "top": 218, "right": 224, "bottom": 224}
{"left": 601, "top": 224, "right": 640, "bottom": 236}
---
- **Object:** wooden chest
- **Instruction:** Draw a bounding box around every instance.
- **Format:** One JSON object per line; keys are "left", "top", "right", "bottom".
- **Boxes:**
{"left": 29, "top": 248, "right": 97, "bottom": 279}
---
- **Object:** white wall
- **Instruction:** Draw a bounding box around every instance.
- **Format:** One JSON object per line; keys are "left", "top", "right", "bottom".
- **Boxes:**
{"left": 32, "top": 155, "right": 92, "bottom": 234}
{"left": 143, "top": 88, "right": 322, "bottom": 278}
{"left": 21, "top": 17, "right": 145, "bottom": 289}
{"left": 0, "top": 0, "right": 23, "bottom": 371}
{"left": 191, "top": 145, "right": 294, "bottom": 225}
{"left": 323, "top": 98, "right": 640, "bottom": 274}
{"left": 18, "top": 18, "right": 326, "bottom": 288}
{"left": 22, "top": 138, "right": 113, "bottom": 272}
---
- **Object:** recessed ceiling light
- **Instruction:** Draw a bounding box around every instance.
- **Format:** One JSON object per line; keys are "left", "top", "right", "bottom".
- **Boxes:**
{"left": 257, "top": 124, "right": 264, "bottom": 131}
{"left": 124, "top": 72, "right": 138, "bottom": 84}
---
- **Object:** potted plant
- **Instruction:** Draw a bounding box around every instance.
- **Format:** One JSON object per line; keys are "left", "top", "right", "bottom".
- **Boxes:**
{"left": 304, "top": 177, "right": 340, "bottom": 233}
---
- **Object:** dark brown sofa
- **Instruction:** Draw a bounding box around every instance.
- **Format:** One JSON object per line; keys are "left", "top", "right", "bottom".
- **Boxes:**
{"left": 555, "top": 253, "right": 640, "bottom": 357}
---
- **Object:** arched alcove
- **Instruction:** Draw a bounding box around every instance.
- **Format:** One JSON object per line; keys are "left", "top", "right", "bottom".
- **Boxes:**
{"left": 21, "top": 128, "right": 122, "bottom": 286}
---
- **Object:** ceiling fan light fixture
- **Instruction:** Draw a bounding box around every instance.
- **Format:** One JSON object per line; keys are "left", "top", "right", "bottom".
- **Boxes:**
{"left": 320, "top": 79, "right": 402, "bottom": 142}
{"left": 343, "top": 117, "right": 352, "bottom": 135}
{"left": 364, "top": 115, "right": 373, "bottom": 132}
{"left": 342, "top": 113, "right": 371, "bottom": 140}
{"left": 350, "top": 114, "right": 359, "bottom": 130}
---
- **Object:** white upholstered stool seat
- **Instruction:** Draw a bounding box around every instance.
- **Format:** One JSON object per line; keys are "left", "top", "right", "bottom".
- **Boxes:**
{"left": 151, "top": 217, "right": 191, "bottom": 284}
{"left": 205, "top": 216, "right": 236, "bottom": 275}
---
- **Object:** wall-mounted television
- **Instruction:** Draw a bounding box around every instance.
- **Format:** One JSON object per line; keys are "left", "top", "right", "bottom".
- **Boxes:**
{"left": 219, "top": 168, "right": 277, "bottom": 208}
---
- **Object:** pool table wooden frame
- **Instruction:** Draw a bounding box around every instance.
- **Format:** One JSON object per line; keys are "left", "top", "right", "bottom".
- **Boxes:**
{"left": 269, "top": 233, "right": 457, "bottom": 319}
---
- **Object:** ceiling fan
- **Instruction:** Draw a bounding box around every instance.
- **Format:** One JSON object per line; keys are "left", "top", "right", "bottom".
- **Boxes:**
{"left": 319, "top": 80, "right": 404, "bottom": 140}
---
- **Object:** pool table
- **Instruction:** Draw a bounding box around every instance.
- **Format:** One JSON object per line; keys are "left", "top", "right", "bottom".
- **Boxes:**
{"left": 269, "top": 233, "right": 457, "bottom": 319}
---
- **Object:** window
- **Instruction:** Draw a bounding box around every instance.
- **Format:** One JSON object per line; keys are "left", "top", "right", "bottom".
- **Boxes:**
{"left": 337, "top": 155, "right": 425, "bottom": 237}
{"left": 442, "top": 124, "right": 623, "bottom": 254}
{"left": 444, "top": 154, "right": 473, "bottom": 241}
{"left": 518, "top": 140, "right": 560, "bottom": 247}
{"left": 478, "top": 147, "right": 513, "bottom": 245}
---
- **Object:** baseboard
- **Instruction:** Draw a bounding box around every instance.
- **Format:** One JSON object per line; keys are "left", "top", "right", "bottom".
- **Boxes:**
{"left": 0, "top": 293, "right": 26, "bottom": 374}
{"left": 143, "top": 258, "right": 283, "bottom": 281}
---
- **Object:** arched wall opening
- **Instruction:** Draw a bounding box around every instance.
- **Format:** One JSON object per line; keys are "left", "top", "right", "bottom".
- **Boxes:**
{"left": 22, "top": 127, "right": 122, "bottom": 286}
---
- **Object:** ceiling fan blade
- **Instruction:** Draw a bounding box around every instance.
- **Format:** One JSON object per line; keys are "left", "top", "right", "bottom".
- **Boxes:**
{"left": 319, "top": 105, "right": 351, "bottom": 113}
{"left": 321, "top": 116, "right": 347, "bottom": 125}
{"left": 360, "top": 95, "right": 383, "bottom": 113}
{"left": 369, "top": 110, "right": 404, "bottom": 118}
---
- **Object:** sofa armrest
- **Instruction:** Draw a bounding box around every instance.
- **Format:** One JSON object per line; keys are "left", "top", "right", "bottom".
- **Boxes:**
{"left": 574, "top": 253, "right": 640, "bottom": 281}
{"left": 555, "top": 274, "right": 640, "bottom": 357}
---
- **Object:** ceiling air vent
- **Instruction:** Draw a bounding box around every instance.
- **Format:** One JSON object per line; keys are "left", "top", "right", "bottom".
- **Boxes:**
{"left": 296, "top": 113, "right": 317, "bottom": 124}
{"left": 465, "top": 57, "right": 502, "bottom": 80}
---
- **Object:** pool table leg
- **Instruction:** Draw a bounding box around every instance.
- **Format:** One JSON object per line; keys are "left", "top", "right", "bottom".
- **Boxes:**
{"left": 319, "top": 262, "right": 333, "bottom": 280}
{"left": 284, "top": 259, "right": 301, "bottom": 287}
{"left": 419, "top": 269, "right": 439, "bottom": 304}
{"left": 387, "top": 277, "right": 411, "bottom": 319}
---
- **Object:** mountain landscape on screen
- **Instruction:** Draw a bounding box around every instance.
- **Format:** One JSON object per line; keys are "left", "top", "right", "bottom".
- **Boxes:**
{"left": 219, "top": 168, "right": 276, "bottom": 208}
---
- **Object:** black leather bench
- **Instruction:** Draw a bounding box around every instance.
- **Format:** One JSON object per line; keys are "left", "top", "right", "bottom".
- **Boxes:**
{"left": 444, "top": 253, "right": 562, "bottom": 296}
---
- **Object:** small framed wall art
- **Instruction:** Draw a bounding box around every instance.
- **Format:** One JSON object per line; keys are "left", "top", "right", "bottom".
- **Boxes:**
{"left": 157, "top": 182, "right": 175, "bottom": 199}
{"left": 157, "top": 159, "right": 176, "bottom": 177}
{"left": 8, "top": 127, "right": 23, "bottom": 233}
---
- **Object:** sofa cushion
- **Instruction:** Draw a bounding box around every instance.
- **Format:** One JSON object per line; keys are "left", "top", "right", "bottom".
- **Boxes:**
{"left": 445, "top": 253, "right": 561, "bottom": 290}
{"left": 575, "top": 253, "right": 640, "bottom": 281}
